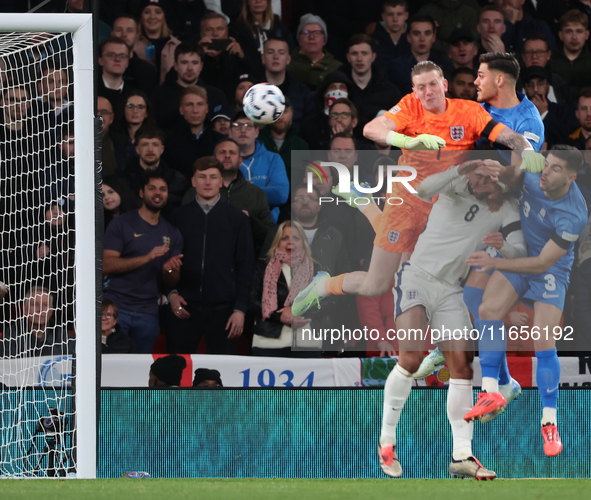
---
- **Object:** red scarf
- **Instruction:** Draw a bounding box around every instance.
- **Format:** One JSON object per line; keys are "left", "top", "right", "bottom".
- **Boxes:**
{"left": 261, "top": 250, "right": 314, "bottom": 320}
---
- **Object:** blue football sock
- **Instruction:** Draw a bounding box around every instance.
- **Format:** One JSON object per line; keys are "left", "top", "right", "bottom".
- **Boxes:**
{"left": 477, "top": 319, "right": 507, "bottom": 381}
{"left": 463, "top": 286, "right": 484, "bottom": 322}
{"left": 499, "top": 356, "right": 511, "bottom": 386}
{"left": 536, "top": 348, "right": 560, "bottom": 409}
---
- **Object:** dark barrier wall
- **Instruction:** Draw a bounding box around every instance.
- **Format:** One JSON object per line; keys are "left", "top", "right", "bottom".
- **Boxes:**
{"left": 99, "top": 388, "right": 591, "bottom": 479}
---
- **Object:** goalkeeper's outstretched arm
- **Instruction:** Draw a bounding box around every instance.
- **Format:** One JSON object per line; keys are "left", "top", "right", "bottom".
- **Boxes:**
{"left": 364, "top": 114, "right": 446, "bottom": 151}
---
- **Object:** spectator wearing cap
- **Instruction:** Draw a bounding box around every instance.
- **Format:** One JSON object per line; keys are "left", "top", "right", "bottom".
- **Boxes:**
{"left": 418, "top": 0, "right": 479, "bottom": 55}
{"left": 287, "top": 14, "right": 342, "bottom": 92}
{"left": 521, "top": 66, "right": 578, "bottom": 148}
{"left": 211, "top": 105, "right": 234, "bottom": 135}
{"left": 259, "top": 98, "right": 309, "bottom": 181}
{"left": 262, "top": 37, "right": 315, "bottom": 129}
{"left": 231, "top": 0, "right": 295, "bottom": 76}
{"left": 182, "top": 138, "right": 275, "bottom": 249}
{"left": 299, "top": 70, "right": 355, "bottom": 150}
{"left": 550, "top": 10, "right": 591, "bottom": 97}
{"left": 494, "top": 0, "right": 556, "bottom": 54}
{"left": 370, "top": 0, "right": 411, "bottom": 68}
{"left": 343, "top": 34, "right": 401, "bottom": 139}
{"left": 163, "top": 85, "right": 225, "bottom": 180}
{"left": 193, "top": 368, "right": 223, "bottom": 387}
{"left": 568, "top": 88, "right": 591, "bottom": 150}
{"left": 385, "top": 14, "right": 452, "bottom": 95}
{"left": 149, "top": 354, "right": 187, "bottom": 386}
{"left": 519, "top": 34, "right": 572, "bottom": 106}
{"left": 112, "top": 14, "right": 160, "bottom": 95}
{"left": 229, "top": 111, "right": 289, "bottom": 223}
{"left": 233, "top": 73, "right": 257, "bottom": 110}
{"left": 151, "top": 42, "right": 228, "bottom": 132}
{"left": 198, "top": 12, "right": 253, "bottom": 102}
{"left": 447, "top": 28, "right": 479, "bottom": 72}
{"left": 448, "top": 67, "right": 477, "bottom": 100}
{"left": 133, "top": 0, "right": 181, "bottom": 84}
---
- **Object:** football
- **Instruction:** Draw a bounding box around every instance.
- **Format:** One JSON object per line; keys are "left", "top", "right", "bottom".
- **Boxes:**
{"left": 243, "top": 83, "right": 285, "bottom": 124}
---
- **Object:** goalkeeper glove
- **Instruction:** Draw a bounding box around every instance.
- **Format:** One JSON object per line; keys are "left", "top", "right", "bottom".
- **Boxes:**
{"left": 520, "top": 150, "right": 545, "bottom": 173}
{"left": 386, "top": 131, "right": 446, "bottom": 150}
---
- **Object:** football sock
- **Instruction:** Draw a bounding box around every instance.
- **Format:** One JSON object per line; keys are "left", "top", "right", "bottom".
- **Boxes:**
{"left": 362, "top": 204, "right": 382, "bottom": 230}
{"left": 448, "top": 379, "right": 474, "bottom": 460}
{"left": 542, "top": 407, "right": 557, "bottom": 427}
{"left": 380, "top": 364, "right": 413, "bottom": 446}
{"left": 477, "top": 319, "right": 506, "bottom": 392}
{"left": 536, "top": 348, "right": 560, "bottom": 420}
{"left": 320, "top": 274, "right": 346, "bottom": 297}
{"left": 463, "top": 286, "right": 483, "bottom": 321}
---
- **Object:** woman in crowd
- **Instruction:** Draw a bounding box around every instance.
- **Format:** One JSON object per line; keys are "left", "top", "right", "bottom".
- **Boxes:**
{"left": 134, "top": 0, "right": 181, "bottom": 83}
{"left": 101, "top": 297, "right": 135, "bottom": 354}
{"left": 234, "top": 0, "right": 294, "bottom": 58}
{"left": 250, "top": 220, "right": 321, "bottom": 357}
{"left": 114, "top": 91, "right": 155, "bottom": 170}
{"left": 102, "top": 175, "right": 140, "bottom": 229}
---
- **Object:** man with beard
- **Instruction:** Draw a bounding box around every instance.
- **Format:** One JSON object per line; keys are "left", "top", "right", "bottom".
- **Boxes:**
{"left": 151, "top": 42, "right": 227, "bottom": 131}
{"left": 448, "top": 67, "right": 477, "bottom": 100}
{"left": 258, "top": 99, "right": 308, "bottom": 180}
{"left": 125, "top": 127, "right": 189, "bottom": 211}
{"left": 103, "top": 169, "right": 183, "bottom": 353}
{"left": 182, "top": 139, "right": 274, "bottom": 248}
{"left": 568, "top": 88, "right": 591, "bottom": 150}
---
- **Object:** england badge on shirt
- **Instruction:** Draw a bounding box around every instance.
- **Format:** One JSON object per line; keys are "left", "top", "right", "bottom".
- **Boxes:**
{"left": 388, "top": 229, "right": 400, "bottom": 244}
{"left": 450, "top": 126, "right": 465, "bottom": 141}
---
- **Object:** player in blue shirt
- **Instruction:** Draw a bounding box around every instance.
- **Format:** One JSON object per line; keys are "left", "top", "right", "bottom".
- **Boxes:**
{"left": 463, "top": 147, "right": 587, "bottom": 457}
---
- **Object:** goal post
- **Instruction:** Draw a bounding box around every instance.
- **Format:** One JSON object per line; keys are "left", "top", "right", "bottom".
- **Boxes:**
{"left": 0, "top": 14, "right": 97, "bottom": 479}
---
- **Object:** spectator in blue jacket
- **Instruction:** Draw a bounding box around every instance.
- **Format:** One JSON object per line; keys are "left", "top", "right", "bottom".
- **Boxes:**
{"left": 229, "top": 111, "right": 289, "bottom": 223}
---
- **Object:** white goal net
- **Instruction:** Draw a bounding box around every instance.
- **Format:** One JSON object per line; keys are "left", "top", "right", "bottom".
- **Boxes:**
{"left": 0, "top": 16, "right": 96, "bottom": 479}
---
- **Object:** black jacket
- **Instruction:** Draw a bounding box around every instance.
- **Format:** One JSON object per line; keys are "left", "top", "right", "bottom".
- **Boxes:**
{"left": 163, "top": 121, "right": 225, "bottom": 180}
{"left": 169, "top": 199, "right": 255, "bottom": 312}
{"left": 387, "top": 51, "right": 453, "bottom": 95}
{"left": 124, "top": 54, "right": 159, "bottom": 95}
{"left": 199, "top": 51, "right": 250, "bottom": 102}
{"left": 371, "top": 21, "right": 411, "bottom": 69}
{"left": 276, "top": 72, "right": 316, "bottom": 129}
{"left": 249, "top": 259, "right": 289, "bottom": 339}
{"left": 181, "top": 170, "right": 275, "bottom": 247}
{"left": 151, "top": 78, "right": 228, "bottom": 131}
{"left": 102, "top": 324, "right": 135, "bottom": 354}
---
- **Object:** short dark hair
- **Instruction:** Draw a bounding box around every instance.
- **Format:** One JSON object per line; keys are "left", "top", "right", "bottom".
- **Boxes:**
{"left": 548, "top": 145, "right": 583, "bottom": 173}
{"left": 192, "top": 156, "right": 224, "bottom": 174}
{"left": 99, "top": 36, "right": 130, "bottom": 57}
{"left": 347, "top": 34, "right": 376, "bottom": 51}
{"left": 382, "top": 0, "right": 408, "bottom": 12}
{"left": 560, "top": 9, "right": 589, "bottom": 30}
{"left": 523, "top": 33, "right": 549, "bottom": 49}
{"left": 451, "top": 67, "right": 476, "bottom": 81}
{"left": 139, "top": 166, "right": 171, "bottom": 191}
{"left": 479, "top": 52, "right": 520, "bottom": 81}
{"left": 174, "top": 41, "right": 204, "bottom": 62}
{"left": 293, "top": 183, "right": 320, "bottom": 199}
{"left": 329, "top": 98, "right": 358, "bottom": 119}
{"left": 102, "top": 297, "right": 119, "bottom": 319}
{"left": 201, "top": 11, "right": 227, "bottom": 31}
{"left": 578, "top": 87, "right": 591, "bottom": 107}
{"left": 214, "top": 138, "right": 240, "bottom": 154}
{"left": 407, "top": 14, "right": 436, "bottom": 33}
{"left": 479, "top": 5, "right": 505, "bottom": 22}
{"left": 330, "top": 132, "right": 357, "bottom": 149}
{"left": 135, "top": 125, "right": 165, "bottom": 144}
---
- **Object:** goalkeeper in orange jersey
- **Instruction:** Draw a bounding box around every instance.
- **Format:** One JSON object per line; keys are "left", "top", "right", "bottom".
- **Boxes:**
{"left": 292, "top": 60, "right": 544, "bottom": 317}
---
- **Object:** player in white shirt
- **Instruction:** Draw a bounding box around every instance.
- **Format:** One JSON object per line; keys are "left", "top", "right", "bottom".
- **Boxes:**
{"left": 378, "top": 159, "right": 526, "bottom": 480}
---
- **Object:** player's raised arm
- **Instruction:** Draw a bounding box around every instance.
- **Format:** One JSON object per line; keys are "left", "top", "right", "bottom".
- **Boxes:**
{"left": 364, "top": 114, "right": 446, "bottom": 150}
{"left": 493, "top": 127, "right": 545, "bottom": 173}
{"left": 416, "top": 162, "right": 479, "bottom": 199}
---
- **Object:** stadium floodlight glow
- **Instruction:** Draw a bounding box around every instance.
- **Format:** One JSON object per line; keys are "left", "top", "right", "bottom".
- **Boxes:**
{"left": 0, "top": 14, "right": 96, "bottom": 479}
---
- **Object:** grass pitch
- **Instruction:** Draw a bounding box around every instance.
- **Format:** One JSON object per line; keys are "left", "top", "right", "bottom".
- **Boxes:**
{"left": 2, "top": 478, "right": 591, "bottom": 500}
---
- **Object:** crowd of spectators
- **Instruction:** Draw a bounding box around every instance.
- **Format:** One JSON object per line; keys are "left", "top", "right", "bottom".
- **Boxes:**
{"left": 2, "top": 0, "right": 591, "bottom": 359}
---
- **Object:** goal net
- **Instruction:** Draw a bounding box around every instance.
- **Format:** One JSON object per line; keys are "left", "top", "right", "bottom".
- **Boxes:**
{"left": 0, "top": 16, "right": 96, "bottom": 479}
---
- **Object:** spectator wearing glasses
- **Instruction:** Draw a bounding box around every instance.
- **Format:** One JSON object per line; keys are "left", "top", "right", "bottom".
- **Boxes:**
{"left": 163, "top": 86, "right": 225, "bottom": 180}
{"left": 97, "top": 36, "right": 137, "bottom": 118}
{"left": 229, "top": 111, "right": 289, "bottom": 223}
{"left": 113, "top": 90, "right": 155, "bottom": 171}
{"left": 101, "top": 297, "right": 135, "bottom": 354}
{"left": 287, "top": 14, "right": 342, "bottom": 92}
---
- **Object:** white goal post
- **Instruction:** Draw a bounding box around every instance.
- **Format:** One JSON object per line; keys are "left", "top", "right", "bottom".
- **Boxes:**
{"left": 0, "top": 14, "right": 96, "bottom": 479}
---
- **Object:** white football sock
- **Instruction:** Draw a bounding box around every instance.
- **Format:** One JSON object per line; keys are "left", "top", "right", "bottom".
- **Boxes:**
{"left": 448, "top": 378, "right": 474, "bottom": 461}
{"left": 315, "top": 277, "right": 329, "bottom": 298}
{"left": 542, "top": 407, "right": 557, "bottom": 426}
{"left": 380, "top": 364, "right": 413, "bottom": 447}
{"left": 481, "top": 376, "right": 499, "bottom": 393}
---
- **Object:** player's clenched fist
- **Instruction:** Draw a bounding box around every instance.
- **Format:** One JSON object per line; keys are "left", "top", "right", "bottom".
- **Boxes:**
{"left": 520, "top": 151, "right": 545, "bottom": 173}
{"left": 386, "top": 131, "right": 446, "bottom": 150}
